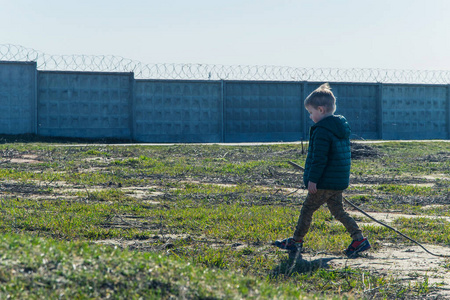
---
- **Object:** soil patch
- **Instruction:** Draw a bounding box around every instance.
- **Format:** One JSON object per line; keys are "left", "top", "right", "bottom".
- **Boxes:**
{"left": 416, "top": 152, "right": 450, "bottom": 162}
{"left": 351, "top": 143, "right": 383, "bottom": 159}
{"left": 324, "top": 244, "right": 450, "bottom": 298}
{"left": 349, "top": 211, "right": 450, "bottom": 225}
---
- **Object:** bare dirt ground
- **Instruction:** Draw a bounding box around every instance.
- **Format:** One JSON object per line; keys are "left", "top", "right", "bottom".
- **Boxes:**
{"left": 289, "top": 208, "right": 450, "bottom": 298}
{"left": 289, "top": 242, "right": 450, "bottom": 298}
{"left": 331, "top": 244, "right": 450, "bottom": 297}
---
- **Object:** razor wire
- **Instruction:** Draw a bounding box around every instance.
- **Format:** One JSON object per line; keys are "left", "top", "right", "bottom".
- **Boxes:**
{"left": 1, "top": 44, "right": 449, "bottom": 84}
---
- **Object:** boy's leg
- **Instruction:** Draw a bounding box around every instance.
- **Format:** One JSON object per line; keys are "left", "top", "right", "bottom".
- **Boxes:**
{"left": 327, "top": 191, "right": 371, "bottom": 257}
{"left": 274, "top": 190, "right": 336, "bottom": 252}
{"left": 292, "top": 190, "right": 333, "bottom": 241}
{"left": 326, "top": 191, "right": 363, "bottom": 240}
{"left": 274, "top": 190, "right": 328, "bottom": 252}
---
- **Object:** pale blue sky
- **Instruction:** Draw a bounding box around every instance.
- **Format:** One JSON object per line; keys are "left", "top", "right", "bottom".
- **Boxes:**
{"left": 1, "top": 0, "right": 448, "bottom": 70}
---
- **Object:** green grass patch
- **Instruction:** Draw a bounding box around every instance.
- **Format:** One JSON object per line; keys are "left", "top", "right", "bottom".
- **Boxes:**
{"left": 0, "top": 232, "right": 317, "bottom": 299}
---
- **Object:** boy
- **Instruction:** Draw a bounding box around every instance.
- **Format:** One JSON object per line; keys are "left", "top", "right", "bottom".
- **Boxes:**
{"left": 274, "top": 83, "right": 370, "bottom": 258}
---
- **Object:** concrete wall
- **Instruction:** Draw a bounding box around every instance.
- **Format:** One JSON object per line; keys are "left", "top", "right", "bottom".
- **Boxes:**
{"left": 1, "top": 61, "right": 449, "bottom": 142}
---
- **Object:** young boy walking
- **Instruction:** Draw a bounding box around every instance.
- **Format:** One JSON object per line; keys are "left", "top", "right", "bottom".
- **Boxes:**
{"left": 274, "top": 83, "right": 370, "bottom": 258}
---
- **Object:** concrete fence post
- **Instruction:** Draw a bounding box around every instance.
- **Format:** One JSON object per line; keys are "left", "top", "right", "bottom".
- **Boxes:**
{"left": 33, "top": 62, "right": 38, "bottom": 135}
{"left": 302, "top": 81, "right": 308, "bottom": 140}
{"left": 221, "top": 80, "right": 225, "bottom": 143}
{"left": 129, "top": 73, "right": 135, "bottom": 141}
{"left": 377, "top": 83, "right": 384, "bottom": 139}
{"left": 447, "top": 84, "right": 450, "bottom": 139}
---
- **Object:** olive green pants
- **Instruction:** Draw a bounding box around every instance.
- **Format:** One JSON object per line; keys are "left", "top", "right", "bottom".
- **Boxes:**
{"left": 293, "top": 189, "right": 363, "bottom": 241}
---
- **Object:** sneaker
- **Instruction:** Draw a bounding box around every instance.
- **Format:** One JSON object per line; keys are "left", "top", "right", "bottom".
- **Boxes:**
{"left": 345, "top": 238, "right": 371, "bottom": 258}
{"left": 273, "top": 238, "right": 303, "bottom": 252}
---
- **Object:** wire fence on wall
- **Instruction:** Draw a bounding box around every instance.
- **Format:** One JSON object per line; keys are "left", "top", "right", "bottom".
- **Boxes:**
{"left": 1, "top": 44, "right": 449, "bottom": 84}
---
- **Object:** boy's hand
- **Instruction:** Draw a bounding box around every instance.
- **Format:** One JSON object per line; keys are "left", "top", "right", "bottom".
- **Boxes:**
{"left": 308, "top": 181, "right": 317, "bottom": 194}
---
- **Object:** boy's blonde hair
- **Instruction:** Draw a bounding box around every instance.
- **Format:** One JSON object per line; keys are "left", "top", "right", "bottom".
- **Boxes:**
{"left": 304, "top": 83, "right": 336, "bottom": 113}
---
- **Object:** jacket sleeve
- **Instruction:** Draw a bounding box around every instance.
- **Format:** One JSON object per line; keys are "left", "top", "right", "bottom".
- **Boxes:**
{"left": 307, "top": 128, "right": 331, "bottom": 183}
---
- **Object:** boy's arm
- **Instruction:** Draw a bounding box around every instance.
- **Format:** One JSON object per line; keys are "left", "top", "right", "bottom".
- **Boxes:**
{"left": 308, "top": 128, "right": 331, "bottom": 185}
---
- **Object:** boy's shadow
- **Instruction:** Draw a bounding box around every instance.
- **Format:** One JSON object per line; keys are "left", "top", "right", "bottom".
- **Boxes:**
{"left": 270, "top": 252, "right": 338, "bottom": 278}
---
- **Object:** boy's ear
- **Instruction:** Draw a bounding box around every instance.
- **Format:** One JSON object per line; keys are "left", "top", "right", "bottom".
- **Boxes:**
{"left": 318, "top": 106, "right": 325, "bottom": 114}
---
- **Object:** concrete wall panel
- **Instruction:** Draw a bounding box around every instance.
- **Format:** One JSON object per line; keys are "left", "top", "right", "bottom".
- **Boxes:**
{"left": 0, "top": 61, "right": 36, "bottom": 134}
{"left": 38, "top": 71, "right": 133, "bottom": 139}
{"left": 382, "top": 84, "right": 448, "bottom": 139}
{"left": 134, "top": 80, "right": 222, "bottom": 142}
{"left": 304, "top": 83, "right": 379, "bottom": 140}
{"left": 224, "top": 82, "right": 302, "bottom": 142}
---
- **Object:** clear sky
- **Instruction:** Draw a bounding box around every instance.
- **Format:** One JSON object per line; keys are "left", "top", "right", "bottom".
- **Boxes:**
{"left": 1, "top": 0, "right": 449, "bottom": 70}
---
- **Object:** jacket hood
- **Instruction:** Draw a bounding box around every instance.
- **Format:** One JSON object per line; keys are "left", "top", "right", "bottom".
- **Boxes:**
{"left": 313, "top": 115, "right": 351, "bottom": 139}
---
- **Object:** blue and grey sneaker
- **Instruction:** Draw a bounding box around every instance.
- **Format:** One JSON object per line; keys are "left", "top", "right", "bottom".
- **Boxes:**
{"left": 273, "top": 237, "right": 303, "bottom": 253}
{"left": 344, "top": 237, "right": 371, "bottom": 258}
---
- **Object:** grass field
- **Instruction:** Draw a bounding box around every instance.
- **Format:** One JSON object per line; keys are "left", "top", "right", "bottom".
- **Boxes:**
{"left": 0, "top": 137, "right": 449, "bottom": 299}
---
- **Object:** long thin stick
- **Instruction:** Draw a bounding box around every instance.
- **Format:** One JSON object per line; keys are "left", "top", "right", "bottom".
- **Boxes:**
{"left": 287, "top": 160, "right": 304, "bottom": 171}
{"left": 287, "top": 161, "right": 450, "bottom": 258}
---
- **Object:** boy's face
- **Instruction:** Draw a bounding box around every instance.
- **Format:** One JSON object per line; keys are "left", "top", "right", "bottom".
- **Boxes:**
{"left": 306, "top": 105, "right": 328, "bottom": 123}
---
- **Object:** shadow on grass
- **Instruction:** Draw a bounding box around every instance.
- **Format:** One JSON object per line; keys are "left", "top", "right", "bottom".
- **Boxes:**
{"left": 270, "top": 252, "right": 339, "bottom": 278}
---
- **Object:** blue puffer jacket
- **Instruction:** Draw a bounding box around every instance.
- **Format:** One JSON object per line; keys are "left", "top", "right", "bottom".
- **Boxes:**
{"left": 303, "top": 115, "right": 351, "bottom": 190}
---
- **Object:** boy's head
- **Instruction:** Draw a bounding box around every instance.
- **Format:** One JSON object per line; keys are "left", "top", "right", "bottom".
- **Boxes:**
{"left": 304, "top": 83, "right": 336, "bottom": 114}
